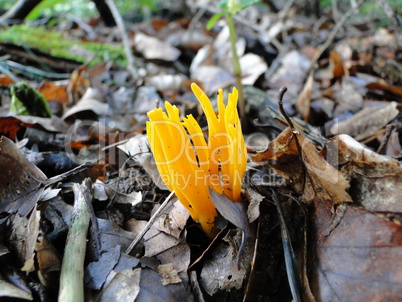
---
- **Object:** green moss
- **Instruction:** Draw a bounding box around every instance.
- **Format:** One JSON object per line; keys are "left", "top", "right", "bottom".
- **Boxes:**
{"left": 0, "top": 24, "right": 126, "bottom": 66}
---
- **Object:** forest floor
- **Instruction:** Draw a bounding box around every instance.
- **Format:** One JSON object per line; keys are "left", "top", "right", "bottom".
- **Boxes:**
{"left": 0, "top": 1, "right": 402, "bottom": 301}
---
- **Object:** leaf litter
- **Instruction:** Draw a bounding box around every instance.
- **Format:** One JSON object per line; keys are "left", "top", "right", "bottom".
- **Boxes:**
{"left": 0, "top": 1, "right": 402, "bottom": 301}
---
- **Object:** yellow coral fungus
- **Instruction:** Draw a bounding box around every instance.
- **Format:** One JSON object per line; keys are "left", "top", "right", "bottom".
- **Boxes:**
{"left": 191, "top": 83, "right": 247, "bottom": 201}
{"left": 146, "top": 83, "right": 247, "bottom": 237}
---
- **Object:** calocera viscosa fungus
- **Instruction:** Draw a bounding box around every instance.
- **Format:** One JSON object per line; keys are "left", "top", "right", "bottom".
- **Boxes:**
{"left": 146, "top": 83, "right": 247, "bottom": 237}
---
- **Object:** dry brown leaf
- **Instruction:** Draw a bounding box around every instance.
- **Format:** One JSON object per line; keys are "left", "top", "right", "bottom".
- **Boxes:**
{"left": 10, "top": 207, "right": 40, "bottom": 272}
{"left": 252, "top": 127, "right": 352, "bottom": 205}
{"left": 330, "top": 102, "right": 399, "bottom": 137}
{"left": 0, "top": 136, "right": 47, "bottom": 216}
{"left": 330, "top": 50, "right": 346, "bottom": 79}
{"left": 36, "top": 235, "right": 61, "bottom": 287}
{"left": 296, "top": 71, "right": 314, "bottom": 121}
{"left": 0, "top": 117, "right": 32, "bottom": 141}
{"left": 39, "top": 81, "right": 69, "bottom": 104}
{"left": 309, "top": 200, "right": 402, "bottom": 301}
{"left": 326, "top": 134, "right": 402, "bottom": 212}
{"left": 67, "top": 64, "right": 90, "bottom": 105}
{"left": 0, "top": 73, "right": 15, "bottom": 85}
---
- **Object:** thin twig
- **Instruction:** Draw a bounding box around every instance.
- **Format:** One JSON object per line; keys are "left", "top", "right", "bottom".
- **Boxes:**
{"left": 125, "top": 191, "right": 176, "bottom": 254}
{"left": 277, "top": 86, "right": 294, "bottom": 130}
{"left": 44, "top": 163, "right": 93, "bottom": 186}
{"left": 377, "top": 124, "right": 398, "bottom": 155}
{"left": 104, "top": 0, "right": 138, "bottom": 81}
{"left": 188, "top": 2, "right": 210, "bottom": 33}
{"left": 271, "top": 188, "right": 303, "bottom": 302}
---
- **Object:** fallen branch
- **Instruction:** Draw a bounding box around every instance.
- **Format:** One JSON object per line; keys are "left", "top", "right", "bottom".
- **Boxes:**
{"left": 58, "top": 178, "right": 92, "bottom": 302}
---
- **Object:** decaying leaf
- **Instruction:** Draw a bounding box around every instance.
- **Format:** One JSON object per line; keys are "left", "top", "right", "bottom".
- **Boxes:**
{"left": 0, "top": 117, "right": 33, "bottom": 140}
{"left": 157, "top": 263, "right": 182, "bottom": 285}
{"left": 118, "top": 134, "right": 168, "bottom": 190}
{"left": 325, "top": 134, "right": 402, "bottom": 212}
{"left": 134, "top": 32, "right": 181, "bottom": 61}
{"left": 85, "top": 245, "right": 121, "bottom": 290}
{"left": 209, "top": 189, "right": 254, "bottom": 265}
{"left": 136, "top": 268, "right": 188, "bottom": 301}
{"left": 245, "top": 187, "right": 264, "bottom": 223}
{"left": 39, "top": 81, "right": 69, "bottom": 104}
{"left": 143, "top": 200, "right": 189, "bottom": 258}
{"left": 36, "top": 234, "right": 61, "bottom": 287}
{"left": 97, "top": 268, "right": 141, "bottom": 302}
{"left": 309, "top": 200, "right": 402, "bottom": 301}
{"left": 296, "top": 71, "right": 314, "bottom": 121}
{"left": 200, "top": 229, "right": 252, "bottom": 296}
{"left": 0, "top": 274, "right": 33, "bottom": 301}
{"left": 0, "top": 73, "right": 15, "bottom": 85}
{"left": 239, "top": 53, "right": 268, "bottom": 85}
{"left": 153, "top": 200, "right": 189, "bottom": 239}
{"left": 10, "top": 206, "right": 40, "bottom": 271}
{"left": 90, "top": 218, "right": 139, "bottom": 256}
{"left": 0, "top": 136, "right": 47, "bottom": 216}
{"left": 252, "top": 127, "right": 352, "bottom": 205}
{"left": 67, "top": 64, "right": 90, "bottom": 104}
{"left": 62, "top": 88, "right": 109, "bottom": 120}
{"left": 191, "top": 65, "right": 235, "bottom": 95}
{"left": 145, "top": 74, "right": 186, "bottom": 92}
{"left": 268, "top": 50, "right": 311, "bottom": 97}
{"left": 330, "top": 101, "right": 399, "bottom": 137}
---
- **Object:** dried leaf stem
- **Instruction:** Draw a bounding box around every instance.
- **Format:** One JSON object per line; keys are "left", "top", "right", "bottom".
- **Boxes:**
{"left": 58, "top": 178, "right": 92, "bottom": 302}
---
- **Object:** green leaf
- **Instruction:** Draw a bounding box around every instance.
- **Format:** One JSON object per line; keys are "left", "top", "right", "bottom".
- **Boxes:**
{"left": 206, "top": 12, "right": 224, "bottom": 30}
{"left": 26, "top": 0, "right": 64, "bottom": 20}
{"left": 218, "top": 0, "right": 229, "bottom": 11}
{"left": 10, "top": 82, "right": 52, "bottom": 117}
{"left": 228, "top": 0, "right": 243, "bottom": 14}
{"left": 239, "top": 0, "right": 261, "bottom": 9}
{"left": 218, "top": 0, "right": 261, "bottom": 13}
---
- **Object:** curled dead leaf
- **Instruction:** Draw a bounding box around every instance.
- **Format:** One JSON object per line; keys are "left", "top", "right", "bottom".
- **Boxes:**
{"left": 252, "top": 127, "right": 352, "bottom": 205}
